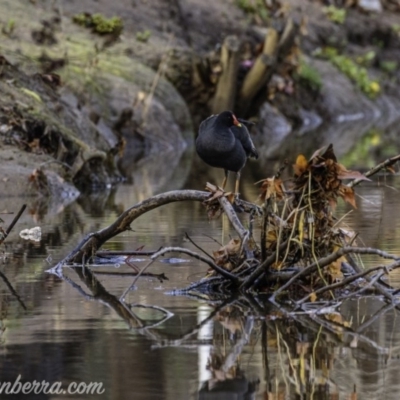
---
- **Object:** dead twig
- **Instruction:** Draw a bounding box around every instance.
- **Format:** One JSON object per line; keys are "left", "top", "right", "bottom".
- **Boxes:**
{"left": 149, "top": 246, "right": 239, "bottom": 283}
{"left": 185, "top": 232, "right": 213, "bottom": 260}
{"left": 270, "top": 246, "right": 400, "bottom": 302}
{"left": 296, "top": 265, "right": 385, "bottom": 305}
{"left": 348, "top": 153, "right": 400, "bottom": 188}
{"left": 240, "top": 240, "right": 289, "bottom": 290}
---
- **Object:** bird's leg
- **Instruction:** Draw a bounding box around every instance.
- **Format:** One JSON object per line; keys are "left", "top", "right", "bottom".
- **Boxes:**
{"left": 221, "top": 170, "right": 229, "bottom": 190}
{"left": 234, "top": 171, "right": 241, "bottom": 197}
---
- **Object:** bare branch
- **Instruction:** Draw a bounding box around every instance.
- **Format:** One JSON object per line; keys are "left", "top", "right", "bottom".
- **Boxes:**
{"left": 270, "top": 246, "right": 400, "bottom": 301}
{"left": 218, "top": 196, "right": 249, "bottom": 241}
{"left": 62, "top": 190, "right": 210, "bottom": 264}
{"left": 348, "top": 153, "right": 400, "bottom": 188}
{"left": 150, "top": 246, "right": 239, "bottom": 283}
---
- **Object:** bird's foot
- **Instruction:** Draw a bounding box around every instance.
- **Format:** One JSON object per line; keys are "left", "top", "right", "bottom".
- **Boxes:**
{"left": 205, "top": 182, "right": 226, "bottom": 199}
{"left": 204, "top": 182, "right": 236, "bottom": 204}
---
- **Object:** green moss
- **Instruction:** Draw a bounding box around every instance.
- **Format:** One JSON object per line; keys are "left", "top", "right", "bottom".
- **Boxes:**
{"left": 72, "top": 13, "right": 89, "bottom": 27}
{"left": 319, "top": 47, "right": 380, "bottom": 98}
{"left": 72, "top": 13, "right": 123, "bottom": 35}
{"left": 323, "top": 6, "right": 346, "bottom": 24}
{"left": 380, "top": 60, "right": 398, "bottom": 74}
{"left": 136, "top": 29, "right": 151, "bottom": 43}
{"left": 235, "top": 0, "right": 269, "bottom": 21}
{"left": 355, "top": 50, "right": 376, "bottom": 67}
{"left": 1, "top": 19, "right": 15, "bottom": 36}
{"left": 296, "top": 59, "right": 322, "bottom": 91}
{"left": 391, "top": 24, "right": 400, "bottom": 35}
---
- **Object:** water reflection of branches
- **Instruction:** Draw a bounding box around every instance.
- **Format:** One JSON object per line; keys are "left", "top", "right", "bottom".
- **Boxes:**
{"left": 48, "top": 265, "right": 173, "bottom": 332}
{"left": 45, "top": 259, "right": 400, "bottom": 398}
{"left": 0, "top": 269, "right": 27, "bottom": 311}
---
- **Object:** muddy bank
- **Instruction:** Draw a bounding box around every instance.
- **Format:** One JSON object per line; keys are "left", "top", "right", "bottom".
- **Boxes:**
{"left": 1, "top": 0, "right": 400, "bottom": 201}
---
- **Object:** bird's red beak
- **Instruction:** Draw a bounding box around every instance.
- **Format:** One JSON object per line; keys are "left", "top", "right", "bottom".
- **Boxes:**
{"left": 232, "top": 115, "right": 242, "bottom": 127}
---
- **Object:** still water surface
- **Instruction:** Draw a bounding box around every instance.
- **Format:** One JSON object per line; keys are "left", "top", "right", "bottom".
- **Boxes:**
{"left": 1, "top": 147, "right": 400, "bottom": 400}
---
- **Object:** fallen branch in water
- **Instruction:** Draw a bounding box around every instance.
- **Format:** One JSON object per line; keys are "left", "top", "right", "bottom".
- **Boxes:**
{"left": 51, "top": 146, "right": 400, "bottom": 313}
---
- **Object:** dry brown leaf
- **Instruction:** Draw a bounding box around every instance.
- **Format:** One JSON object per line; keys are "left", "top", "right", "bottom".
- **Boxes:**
{"left": 338, "top": 185, "right": 357, "bottom": 208}
{"left": 259, "top": 177, "right": 284, "bottom": 201}
{"left": 325, "top": 313, "right": 350, "bottom": 327}
{"left": 271, "top": 261, "right": 284, "bottom": 270}
{"left": 320, "top": 143, "right": 337, "bottom": 162}
{"left": 293, "top": 154, "right": 308, "bottom": 176}
{"left": 212, "top": 249, "right": 226, "bottom": 266}
{"left": 309, "top": 144, "right": 335, "bottom": 162}
{"left": 206, "top": 205, "right": 222, "bottom": 219}
{"left": 336, "top": 164, "right": 370, "bottom": 181}
{"left": 222, "top": 238, "right": 241, "bottom": 255}
{"left": 205, "top": 188, "right": 225, "bottom": 203}
{"left": 310, "top": 292, "right": 317, "bottom": 302}
{"left": 28, "top": 138, "right": 41, "bottom": 152}
{"left": 328, "top": 197, "right": 338, "bottom": 211}
{"left": 213, "top": 239, "right": 241, "bottom": 267}
{"left": 327, "top": 258, "right": 344, "bottom": 281}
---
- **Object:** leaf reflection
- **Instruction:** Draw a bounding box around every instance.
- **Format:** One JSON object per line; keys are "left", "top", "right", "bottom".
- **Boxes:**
{"left": 47, "top": 265, "right": 400, "bottom": 399}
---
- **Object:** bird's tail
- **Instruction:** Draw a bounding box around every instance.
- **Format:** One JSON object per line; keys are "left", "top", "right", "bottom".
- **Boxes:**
{"left": 250, "top": 147, "right": 258, "bottom": 159}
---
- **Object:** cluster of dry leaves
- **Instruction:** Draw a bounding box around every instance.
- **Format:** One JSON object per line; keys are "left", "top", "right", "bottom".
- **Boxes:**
{"left": 260, "top": 144, "right": 369, "bottom": 284}
{"left": 207, "top": 145, "right": 370, "bottom": 292}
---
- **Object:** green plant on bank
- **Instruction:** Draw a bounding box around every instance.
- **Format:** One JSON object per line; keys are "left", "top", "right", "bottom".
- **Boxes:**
{"left": 136, "top": 29, "right": 151, "bottom": 43}
{"left": 72, "top": 13, "right": 123, "bottom": 35}
{"left": 318, "top": 47, "right": 380, "bottom": 98}
{"left": 391, "top": 24, "right": 400, "bottom": 35}
{"left": 296, "top": 59, "right": 322, "bottom": 91}
{"left": 2, "top": 19, "right": 15, "bottom": 36}
{"left": 235, "top": 0, "right": 269, "bottom": 22}
{"left": 323, "top": 5, "right": 346, "bottom": 24}
{"left": 356, "top": 50, "right": 376, "bottom": 67}
{"left": 380, "top": 60, "right": 398, "bottom": 74}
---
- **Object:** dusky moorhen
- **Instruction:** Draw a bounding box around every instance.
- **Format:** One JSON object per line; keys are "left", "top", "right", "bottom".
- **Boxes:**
{"left": 196, "top": 111, "right": 258, "bottom": 195}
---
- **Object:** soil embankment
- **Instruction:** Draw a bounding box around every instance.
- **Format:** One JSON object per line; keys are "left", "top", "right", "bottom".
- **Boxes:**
{"left": 1, "top": 0, "right": 400, "bottom": 200}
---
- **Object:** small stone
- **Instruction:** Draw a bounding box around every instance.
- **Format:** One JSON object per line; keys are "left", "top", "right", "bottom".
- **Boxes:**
{"left": 358, "top": 0, "right": 382, "bottom": 12}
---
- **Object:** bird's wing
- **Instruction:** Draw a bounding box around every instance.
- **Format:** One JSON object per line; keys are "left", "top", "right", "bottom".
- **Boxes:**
{"left": 231, "top": 124, "right": 258, "bottom": 159}
{"left": 198, "top": 114, "right": 217, "bottom": 135}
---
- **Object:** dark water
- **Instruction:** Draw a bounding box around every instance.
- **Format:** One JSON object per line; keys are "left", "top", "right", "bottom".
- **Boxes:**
{"left": 1, "top": 145, "right": 400, "bottom": 400}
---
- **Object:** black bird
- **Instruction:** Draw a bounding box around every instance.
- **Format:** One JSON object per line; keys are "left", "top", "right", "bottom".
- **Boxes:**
{"left": 196, "top": 111, "right": 258, "bottom": 195}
